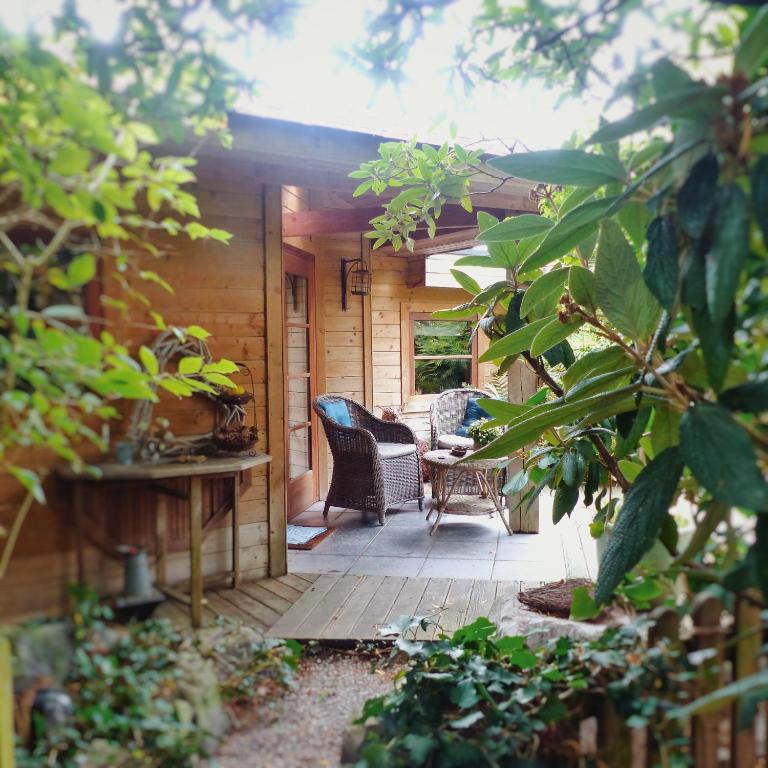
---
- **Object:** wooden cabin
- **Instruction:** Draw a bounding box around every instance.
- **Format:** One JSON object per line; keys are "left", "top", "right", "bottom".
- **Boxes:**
{"left": 0, "top": 114, "right": 540, "bottom": 620}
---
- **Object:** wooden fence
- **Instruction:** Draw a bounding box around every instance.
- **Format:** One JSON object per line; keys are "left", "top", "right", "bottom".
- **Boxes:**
{"left": 579, "top": 593, "right": 765, "bottom": 767}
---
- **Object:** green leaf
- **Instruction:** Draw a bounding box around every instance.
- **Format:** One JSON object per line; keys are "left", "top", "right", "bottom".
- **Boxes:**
{"left": 561, "top": 346, "right": 630, "bottom": 392}
{"left": 644, "top": 215, "right": 678, "bottom": 310}
{"left": 553, "top": 482, "right": 579, "bottom": 523}
{"left": 450, "top": 269, "right": 481, "bottom": 295}
{"left": 719, "top": 378, "right": 768, "bottom": 414}
{"left": 690, "top": 305, "right": 734, "bottom": 392}
{"left": 65, "top": 253, "right": 97, "bottom": 288}
{"left": 595, "top": 220, "right": 660, "bottom": 340}
{"left": 586, "top": 85, "right": 726, "bottom": 145}
{"left": 595, "top": 447, "right": 684, "bottom": 603}
{"left": 10, "top": 467, "right": 46, "bottom": 504}
{"left": 502, "top": 469, "right": 529, "bottom": 495}
{"left": 520, "top": 196, "right": 619, "bottom": 274}
{"left": 529, "top": 317, "right": 583, "bottom": 357}
{"left": 478, "top": 213, "right": 554, "bottom": 242}
{"left": 178, "top": 356, "right": 203, "bottom": 375}
{"left": 185, "top": 325, "right": 211, "bottom": 340}
{"left": 488, "top": 149, "right": 626, "bottom": 187}
{"left": 50, "top": 143, "right": 92, "bottom": 175}
{"left": 570, "top": 586, "right": 600, "bottom": 620}
{"left": 672, "top": 670, "right": 768, "bottom": 721}
{"left": 750, "top": 155, "right": 768, "bottom": 246}
{"left": 677, "top": 153, "right": 719, "bottom": 238}
{"left": 650, "top": 406, "right": 681, "bottom": 455}
{"left": 139, "top": 345, "right": 159, "bottom": 376}
{"left": 449, "top": 711, "right": 484, "bottom": 730}
{"left": 479, "top": 317, "right": 552, "bottom": 362}
{"left": 680, "top": 402, "right": 768, "bottom": 510}
{"left": 567, "top": 266, "right": 596, "bottom": 310}
{"left": 705, "top": 184, "right": 749, "bottom": 323}
{"left": 617, "top": 201, "right": 650, "bottom": 250}
{"left": 735, "top": 5, "right": 768, "bottom": 77}
{"left": 159, "top": 378, "right": 193, "bottom": 397}
{"left": 519, "top": 268, "right": 569, "bottom": 318}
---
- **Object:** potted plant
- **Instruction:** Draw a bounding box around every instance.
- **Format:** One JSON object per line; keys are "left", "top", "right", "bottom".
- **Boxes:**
{"left": 466, "top": 419, "right": 503, "bottom": 451}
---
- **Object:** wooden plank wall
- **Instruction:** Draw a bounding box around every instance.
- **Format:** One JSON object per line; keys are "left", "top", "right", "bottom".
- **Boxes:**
{"left": 0, "top": 149, "right": 274, "bottom": 619}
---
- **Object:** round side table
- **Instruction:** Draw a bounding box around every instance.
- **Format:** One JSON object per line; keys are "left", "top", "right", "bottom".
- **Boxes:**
{"left": 422, "top": 449, "right": 512, "bottom": 536}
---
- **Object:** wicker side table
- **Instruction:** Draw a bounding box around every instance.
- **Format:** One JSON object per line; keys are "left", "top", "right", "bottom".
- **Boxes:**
{"left": 423, "top": 449, "right": 513, "bottom": 536}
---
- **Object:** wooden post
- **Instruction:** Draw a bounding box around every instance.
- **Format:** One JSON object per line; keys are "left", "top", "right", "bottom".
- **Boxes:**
{"left": 362, "top": 240, "right": 374, "bottom": 411}
{"left": 231, "top": 472, "right": 241, "bottom": 589}
{"left": 690, "top": 593, "right": 724, "bottom": 768}
{"left": 0, "top": 637, "right": 14, "bottom": 768}
{"left": 155, "top": 494, "right": 168, "bottom": 587}
{"left": 189, "top": 476, "right": 203, "bottom": 628}
{"left": 505, "top": 359, "right": 540, "bottom": 532}
{"left": 732, "top": 593, "right": 761, "bottom": 767}
{"left": 264, "top": 185, "right": 288, "bottom": 577}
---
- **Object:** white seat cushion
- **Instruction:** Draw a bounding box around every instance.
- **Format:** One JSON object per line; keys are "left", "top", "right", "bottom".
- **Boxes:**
{"left": 377, "top": 442, "right": 417, "bottom": 459}
{"left": 437, "top": 433, "right": 474, "bottom": 450}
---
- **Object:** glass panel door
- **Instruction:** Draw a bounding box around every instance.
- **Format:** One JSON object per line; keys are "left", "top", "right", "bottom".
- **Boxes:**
{"left": 284, "top": 248, "right": 318, "bottom": 517}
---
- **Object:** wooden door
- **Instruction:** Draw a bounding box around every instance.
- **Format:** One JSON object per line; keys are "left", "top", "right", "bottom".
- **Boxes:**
{"left": 283, "top": 245, "right": 319, "bottom": 518}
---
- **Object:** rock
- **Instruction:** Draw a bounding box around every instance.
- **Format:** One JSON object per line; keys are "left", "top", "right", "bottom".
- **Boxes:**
{"left": 491, "top": 600, "right": 607, "bottom": 646}
{"left": 13, "top": 622, "right": 73, "bottom": 686}
{"left": 174, "top": 648, "right": 230, "bottom": 743}
{"left": 340, "top": 717, "right": 381, "bottom": 766}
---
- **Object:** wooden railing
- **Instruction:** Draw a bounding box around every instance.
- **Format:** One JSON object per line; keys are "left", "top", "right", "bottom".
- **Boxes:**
{"left": 579, "top": 594, "right": 765, "bottom": 766}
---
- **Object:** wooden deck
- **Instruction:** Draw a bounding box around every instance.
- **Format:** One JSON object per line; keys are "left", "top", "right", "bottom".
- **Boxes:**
{"left": 158, "top": 573, "right": 537, "bottom": 641}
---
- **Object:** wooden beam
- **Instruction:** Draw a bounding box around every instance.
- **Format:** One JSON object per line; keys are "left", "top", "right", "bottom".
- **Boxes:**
{"left": 362, "top": 240, "right": 374, "bottom": 410}
{"left": 282, "top": 205, "right": 521, "bottom": 238}
{"left": 264, "top": 185, "right": 288, "bottom": 577}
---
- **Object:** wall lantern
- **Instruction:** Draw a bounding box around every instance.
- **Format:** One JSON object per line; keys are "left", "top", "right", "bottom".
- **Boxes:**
{"left": 340, "top": 257, "right": 371, "bottom": 311}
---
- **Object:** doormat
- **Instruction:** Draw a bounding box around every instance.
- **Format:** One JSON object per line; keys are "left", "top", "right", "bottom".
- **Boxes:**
{"left": 287, "top": 524, "right": 335, "bottom": 550}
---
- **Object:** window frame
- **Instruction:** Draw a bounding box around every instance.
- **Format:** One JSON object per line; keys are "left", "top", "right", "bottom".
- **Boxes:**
{"left": 407, "top": 311, "right": 478, "bottom": 397}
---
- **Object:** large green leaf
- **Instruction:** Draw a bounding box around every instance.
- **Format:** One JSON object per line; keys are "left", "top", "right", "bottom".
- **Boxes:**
{"left": 595, "top": 447, "right": 684, "bottom": 603}
{"left": 478, "top": 214, "right": 553, "bottom": 242}
{"left": 719, "top": 377, "right": 768, "bottom": 414}
{"left": 586, "top": 85, "right": 726, "bottom": 145}
{"left": 567, "top": 266, "right": 596, "bottom": 311}
{"left": 705, "top": 184, "right": 749, "bottom": 323}
{"left": 520, "top": 196, "right": 619, "bottom": 274}
{"left": 677, "top": 153, "right": 719, "bottom": 238}
{"left": 562, "top": 345, "right": 631, "bottom": 391}
{"left": 594, "top": 220, "right": 660, "bottom": 341}
{"left": 553, "top": 483, "right": 579, "bottom": 524}
{"left": 519, "top": 268, "right": 569, "bottom": 318}
{"left": 488, "top": 149, "right": 626, "bottom": 187}
{"left": 529, "top": 316, "right": 583, "bottom": 357}
{"left": 680, "top": 402, "right": 768, "bottom": 510}
{"left": 478, "top": 317, "right": 551, "bottom": 362}
{"left": 466, "top": 386, "right": 638, "bottom": 461}
{"left": 617, "top": 201, "right": 650, "bottom": 250}
{"left": 751, "top": 155, "right": 768, "bottom": 246}
{"left": 450, "top": 269, "right": 481, "bottom": 295}
{"left": 735, "top": 5, "right": 768, "bottom": 77}
{"left": 644, "top": 215, "right": 678, "bottom": 311}
{"left": 690, "top": 306, "right": 734, "bottom": 392}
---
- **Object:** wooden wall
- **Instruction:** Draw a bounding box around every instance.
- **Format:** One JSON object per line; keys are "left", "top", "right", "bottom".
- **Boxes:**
{"left": 1, "top": 144, "right": 275, "bottom": 619}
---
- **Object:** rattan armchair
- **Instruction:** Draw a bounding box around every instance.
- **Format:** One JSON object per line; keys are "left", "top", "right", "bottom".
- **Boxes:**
{"left": 313, "top": 395, "right": 424, "bottom": 525}
{"left": 430, "top": 387, "right": 495, "bottom": 496}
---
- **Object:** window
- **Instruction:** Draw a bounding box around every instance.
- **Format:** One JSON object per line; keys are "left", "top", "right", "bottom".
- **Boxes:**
{"left": 411, "top": 313, "right": 476, "bottom": 395}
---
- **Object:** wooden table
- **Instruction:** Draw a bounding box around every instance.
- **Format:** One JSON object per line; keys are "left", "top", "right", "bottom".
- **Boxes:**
{"left": 59, "top": 454, "right": 272, "bottom": 627}
{"left": 423, "top": 449, "right": 513, "bottom": 536}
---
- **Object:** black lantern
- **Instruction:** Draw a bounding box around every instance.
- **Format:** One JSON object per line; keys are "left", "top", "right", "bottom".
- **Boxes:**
{"left": 340, "top": 257, "right": 371, "bottom": 311}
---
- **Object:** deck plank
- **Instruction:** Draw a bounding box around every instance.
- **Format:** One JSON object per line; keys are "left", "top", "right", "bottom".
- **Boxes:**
{"left": 384, "top": 577, "right": 430, "bottom": 627}
{"left": 439, "top": 579, "right": 475, "bottom": 635}
{"left": 281, "top": 573, "right": 318, "bottom": 592}
{"left": 205, "top": 592, "right": 260, "bottom": 626}
{"left": 321, "top": 575, "right": 384, "bottom": 639}
{"left": 238, "top": 581, "right": 294, "bottom": 615}
{"left": 216, "top": 588, "right": 281, "bottom": 628}
{"left": 466, "top": 580, "right": 498, "bottom": 624}
{"left": 256, "top": 577, "right": 306, "bottom": 604}
{"left": 268, "top": 575, "right": 340, "bottom": 637}
{"left": 350, "top": 576, "right": 407, "bottom": 639}
{"left": 414, "top": 578, "right": 452, "bottom": 640}
{"left": 294, "top": 574, "right": 362, "bottom": 637}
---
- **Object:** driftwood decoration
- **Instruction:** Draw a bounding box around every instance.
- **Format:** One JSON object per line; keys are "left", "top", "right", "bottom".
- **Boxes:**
{"left": 126, "top": 329, "right": 253, "bottom": 458}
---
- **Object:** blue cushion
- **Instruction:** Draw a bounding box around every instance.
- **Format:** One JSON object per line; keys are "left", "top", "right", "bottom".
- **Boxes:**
{"left": 455, "top": 397, "right": 491, "bottom": 437}
{"left": 319, "top": 400, "right": 352, "bottom": 427}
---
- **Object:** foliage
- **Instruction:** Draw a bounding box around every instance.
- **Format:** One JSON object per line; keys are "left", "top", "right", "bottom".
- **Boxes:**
{"left": 413, "top": 318, "right": 472, "bottom": 393}
{"left": 14, "top": 587, "right": 300, "bottom": 767}
{"left": 353, "top": 2, "right": 768, "bottom": 613}
{"left": 355, "top": 616, "right": 684, "bottom": 767}
{"left": 466, "top": 418, "right": 503, "bottom": 447}
{"left": 0, "top": 2, "right": 295, "bottom": 576}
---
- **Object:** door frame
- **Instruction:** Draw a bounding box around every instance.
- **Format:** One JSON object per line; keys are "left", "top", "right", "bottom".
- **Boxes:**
{"left": 283, "top": 243, "right": 319, "bottom": 518}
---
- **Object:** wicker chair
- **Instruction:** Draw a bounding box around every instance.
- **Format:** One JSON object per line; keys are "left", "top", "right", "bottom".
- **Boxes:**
{"left": 313, "top": 395, "right": 424, "bottom": 525}
{"left": 430, "top": 388, "right": 495, "bottom": 496}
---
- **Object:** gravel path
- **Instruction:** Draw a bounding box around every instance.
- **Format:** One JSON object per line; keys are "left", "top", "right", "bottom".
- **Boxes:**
{"left": 218, "top": 651, "right": 398, "bottom": 768}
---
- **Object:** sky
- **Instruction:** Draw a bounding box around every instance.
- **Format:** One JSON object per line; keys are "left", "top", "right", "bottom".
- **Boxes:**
{"left": 1, "top": 0, "right": 730, "bottom": 150}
